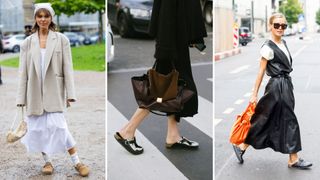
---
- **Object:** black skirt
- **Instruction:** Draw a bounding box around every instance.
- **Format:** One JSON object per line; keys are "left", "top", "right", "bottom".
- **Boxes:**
{"left": 245, "top": 75, "right": 302, "bottom": 154}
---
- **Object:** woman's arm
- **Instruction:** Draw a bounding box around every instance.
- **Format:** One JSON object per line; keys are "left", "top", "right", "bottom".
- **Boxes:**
{"left": 61, "top": 34, "right": 76, "bottom": 102}
{"left": 250, "top": 57, "right": 268, "bottom": 103}
{"left": 16, "top": 39, "right": 29, "bottom": 106}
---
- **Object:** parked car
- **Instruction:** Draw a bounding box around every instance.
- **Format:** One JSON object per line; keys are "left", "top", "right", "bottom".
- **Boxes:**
{"left": 1, "top": 34, "right": 25, "bottom": 53}
{"left": 239, "top": 27, "right": 252, "bottom": 46}
{"left": 0, "top": 35, "right": 3, "bottom": 53}
{"left": 90, "top": 33, "right": 99, "bottom": 44}
{"left": 200, "top": 0, "right": 213, "bottom": 26}
{"left": 63, "top": 32, "right": 81, "bottom": 47}
{"left": 107, "top": 20, "right": 115, "bottom": 63}
{"left": 76, "top": 32, "right": 92, "bottom": 45}
{"left": 108, "top": 0, "right": 153, "bottom": 37}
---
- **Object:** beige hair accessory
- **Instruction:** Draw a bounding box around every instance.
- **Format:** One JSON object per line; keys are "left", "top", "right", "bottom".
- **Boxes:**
{"left": 34, "top": 3, "right": 55, "bottom": 17}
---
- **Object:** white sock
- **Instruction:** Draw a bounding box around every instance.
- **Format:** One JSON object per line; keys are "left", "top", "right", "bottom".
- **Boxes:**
{"left": 42, "top": 153, "right": 51, "bottom": 163}
{"left": 70, "top": 152, "right": 80, "bottom": 166}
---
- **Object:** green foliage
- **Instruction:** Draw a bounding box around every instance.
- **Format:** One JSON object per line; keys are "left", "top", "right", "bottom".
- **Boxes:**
{"left": 35, "top": 0, "right": 105, "bottom": 16}
{"left": 0, "top": 44, "right": 105, "bottom": 71}
{"left": 316, "top": 9, "right": 320, "bottom": 25}
{"left": 279, "top": 0, "right": 303, "bottom": 26}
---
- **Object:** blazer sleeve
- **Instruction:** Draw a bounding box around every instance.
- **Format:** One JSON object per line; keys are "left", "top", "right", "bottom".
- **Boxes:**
{"left": 16, "top": 39, "right": 29, "bottom": 105}
{"left": 61, "top": 35, "right": 76, "bottom": 101}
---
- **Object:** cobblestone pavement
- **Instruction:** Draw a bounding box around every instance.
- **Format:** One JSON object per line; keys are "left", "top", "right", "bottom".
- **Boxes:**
{"left": 0, "top": 67, "right": 105, "bottom": 179}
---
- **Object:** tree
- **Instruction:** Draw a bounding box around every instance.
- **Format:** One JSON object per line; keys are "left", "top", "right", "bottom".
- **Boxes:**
{"left": 35, "top": 0, "right": 105, "bottom": 43}
{"left": 279, "top": 0, "right": 303, "bottom": 26}
{"left": 316, "top": 9, "right": 320, "bottom": 26}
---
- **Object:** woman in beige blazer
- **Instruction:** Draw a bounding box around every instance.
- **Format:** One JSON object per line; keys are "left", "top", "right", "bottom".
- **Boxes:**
{"left": 16, "top": 3, "right": 89, "bottom": 176}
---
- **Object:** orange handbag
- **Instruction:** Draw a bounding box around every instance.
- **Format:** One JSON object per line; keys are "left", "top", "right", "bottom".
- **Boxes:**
{"left": 229, "top": 102, "right": 256, "bottom": 145}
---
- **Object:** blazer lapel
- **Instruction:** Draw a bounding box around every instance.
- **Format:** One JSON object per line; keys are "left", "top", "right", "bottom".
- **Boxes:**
{"left": 31, "top": 33, "right": 41, "bottom": 80}
{"left": 43, "top": 30, "right": 57, "bottom": 76}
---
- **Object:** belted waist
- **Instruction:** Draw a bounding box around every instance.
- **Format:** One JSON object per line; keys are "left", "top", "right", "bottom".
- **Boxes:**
{"left": 271, "top": 73, "right": 291, "bottom": 78}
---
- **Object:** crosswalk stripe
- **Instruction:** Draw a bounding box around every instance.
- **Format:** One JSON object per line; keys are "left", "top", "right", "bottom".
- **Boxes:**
{"left": 234, "top": 99, "right": 245, "bottom": 105}
{"left": 107, "top": 102, "right": 188, "bottom": 180}
{"left": 229, "top": 65, "right": 250, "bottom": 74}
{"left": 214, "top": 118, "right": 223, "bottom": 126}
{"left": 184, "top": 96, "right": 213, "bottom": 138}
{"left": 223, "top": 108, "right": 234, "bottom": 114}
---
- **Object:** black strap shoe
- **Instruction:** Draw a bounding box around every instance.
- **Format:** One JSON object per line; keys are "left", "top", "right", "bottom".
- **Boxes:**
{"left": 232, "top": 144, "right": 246, "bottom": 164}
{"left": 114, "top": 132, "right": 144, "bottom": 155}
{"left": 288, "top": 158, "right": 312, "bottom": 169}
{"left": 166, "top": 136, "right": 199, "bottom": 149}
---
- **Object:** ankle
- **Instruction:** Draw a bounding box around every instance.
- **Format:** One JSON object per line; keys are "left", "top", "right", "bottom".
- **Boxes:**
{"left": 70, "top": 152, "right": 80, "bottom": 166}
{"left": 119, "top": 129, "right": 135, "bottom": 140}
{"left": 239, "top": 143, "right": 248, "bottom": 151}
{"left": 289, "top": 154, "right": 299, "bottom": 163}
{"left": 166, "top": 135, "right": 181, "bottom": 144}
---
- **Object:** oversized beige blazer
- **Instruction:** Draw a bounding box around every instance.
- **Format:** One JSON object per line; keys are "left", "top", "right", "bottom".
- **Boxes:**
{"left": 16, "top": 30, "right": 76, "bottom": 116}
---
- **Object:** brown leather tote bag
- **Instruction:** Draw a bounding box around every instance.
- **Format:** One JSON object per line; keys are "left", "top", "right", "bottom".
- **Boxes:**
{"left": 131, "top": 61, "right": 194, "bottom": 115}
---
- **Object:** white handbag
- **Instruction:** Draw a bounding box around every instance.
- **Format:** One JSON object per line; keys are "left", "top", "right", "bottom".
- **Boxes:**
{"left": 6, "top": 107, "right": 27, "bottom": 143}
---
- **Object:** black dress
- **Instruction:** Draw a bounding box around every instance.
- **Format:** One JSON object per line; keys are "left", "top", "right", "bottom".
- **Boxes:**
{"left": 245, "top": 40, "right": 302, "bottom": 154}
{"left": 148, "top": 0, "right": 207, "bottom": 121}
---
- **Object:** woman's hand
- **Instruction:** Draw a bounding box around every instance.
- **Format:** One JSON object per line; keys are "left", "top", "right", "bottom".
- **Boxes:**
{"left": 66, "top": 99, "right": 76, "bottom": 107}
{"left": 249, "top": 95, "right": 258, "bottom": 104}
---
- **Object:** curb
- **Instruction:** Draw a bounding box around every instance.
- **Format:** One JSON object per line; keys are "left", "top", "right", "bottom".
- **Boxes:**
{"left": 215, "top": 48, "right": 241, "bottom": 61}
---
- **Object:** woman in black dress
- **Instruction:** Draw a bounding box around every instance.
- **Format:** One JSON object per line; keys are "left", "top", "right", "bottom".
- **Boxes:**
{"left": 232, "top": 13, "right": 312, "bottom": 169}
{"left": 114, "top": 0, "right": 207, "bottom": 155}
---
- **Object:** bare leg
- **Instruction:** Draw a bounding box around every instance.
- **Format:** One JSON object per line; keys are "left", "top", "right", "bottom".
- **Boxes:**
{"left": 289, "top": 153, "right": 299, "bottom": 164}
{"left": 68, "top": 147, "right": 76, "bottom": 155}
{"left": 239, "top": 143, "right": 249, "bottom": 151}
{"left": 119, "top": 108, "right": 150, "bottom": 139}
{"left": 166, "top": 115, "right": 182, "bottom": 144}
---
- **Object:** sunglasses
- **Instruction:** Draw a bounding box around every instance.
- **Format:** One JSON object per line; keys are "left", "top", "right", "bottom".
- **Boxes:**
{"left": 273, "top": 23, "right": 288, "bottom": 30}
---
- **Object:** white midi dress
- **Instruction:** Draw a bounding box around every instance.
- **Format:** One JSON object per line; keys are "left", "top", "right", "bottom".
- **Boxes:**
{"left": 21, "top": 48, "right": 76, "bottom": 155}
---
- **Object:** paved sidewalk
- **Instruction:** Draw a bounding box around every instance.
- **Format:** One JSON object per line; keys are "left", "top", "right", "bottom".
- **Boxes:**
{"left": 0, "top": 67, "right": 105, "bottom": 179}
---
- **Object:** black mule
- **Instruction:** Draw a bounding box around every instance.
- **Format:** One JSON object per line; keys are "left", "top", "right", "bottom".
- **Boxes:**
{"left": 114, "top": 132, "right": 144, "bottom": 155}
{"left": 166, "top": 136, "right": 199, "bottom": 149}
{"left": 288, "top": 158, "right": 312, "bottom": 169}
{"left": 232, "top": 144, "right": 246, "bottom": 164}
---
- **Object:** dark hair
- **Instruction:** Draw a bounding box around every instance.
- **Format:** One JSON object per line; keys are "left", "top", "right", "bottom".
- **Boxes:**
{"left": 31, "top": 8, "right": 57, "bottom": 33}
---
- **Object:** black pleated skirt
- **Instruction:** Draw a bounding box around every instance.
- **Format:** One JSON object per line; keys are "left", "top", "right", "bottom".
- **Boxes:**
{"left": 245, "top": 76, "right": 302, "bottom": 154}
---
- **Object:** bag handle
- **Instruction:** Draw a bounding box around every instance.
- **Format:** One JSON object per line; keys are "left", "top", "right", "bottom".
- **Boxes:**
{"left": 9, "top": 107, "right": 24, "bottom": 130}
{"left": 152, "top": 60, "right": 176, "bottom": 70}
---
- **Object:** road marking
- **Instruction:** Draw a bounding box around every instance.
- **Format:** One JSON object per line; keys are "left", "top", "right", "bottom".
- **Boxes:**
{"left": 107, "top": 102, "right": 188, "bottom": 180}
{"left": 229, "top": 65, "right": 250, "bottom": 74}
{"left": 108, "top": 62, "right": 212, "bottom": 74}
{"left": 234, "top": 99, "right": 245, "bottom": 105}
{"left": 223, "top": 108, "right": 234, "bottom": 114}
{"left": 214, "top": 118, "right": 223, "bottom": 126}
{"left": 207, "top": 78, "right": 213, "bottom": 82}
{"left": 292, "top": 45, "right": 307, "bottom": 58}
{"left": 305, "top": 76, "right": 312, "bottom": 90}
{"left": 244, "top": 92, "right": 251, "bottom": 97}
{"left": 184, "top": 96, "right": 213, "bottom": 138}
{"left": 215, "top": 153, "right": 236, "bottom": 179}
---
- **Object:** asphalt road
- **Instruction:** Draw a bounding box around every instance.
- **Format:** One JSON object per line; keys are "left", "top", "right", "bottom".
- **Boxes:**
{"left": 107, "top": 28, "right": 213, "bottom": 180}
{"left": 215, "top": 34, "right": 320, "bottom": 180}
